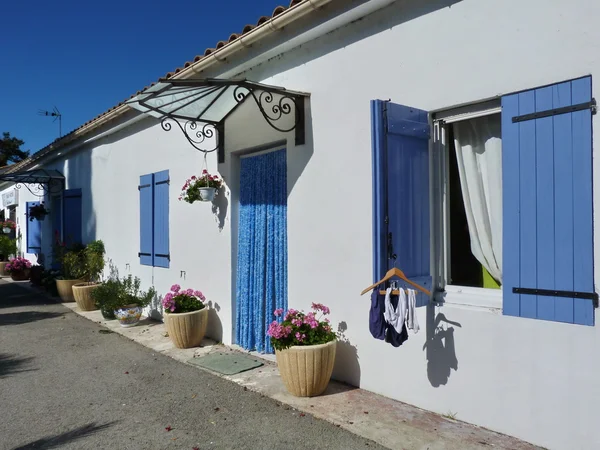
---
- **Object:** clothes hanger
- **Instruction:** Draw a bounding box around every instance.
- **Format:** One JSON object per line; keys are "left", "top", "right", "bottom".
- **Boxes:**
{"left": 360, "top": 267, "right": 431, "bottom": 297}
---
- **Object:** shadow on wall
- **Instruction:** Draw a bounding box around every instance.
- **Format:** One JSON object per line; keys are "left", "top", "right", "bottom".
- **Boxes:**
{"left": 244, "top": 0, "right": 462, "bottom": 82}
{"left": 423, "top": 306, "right": 460, "bottom": 387}
{"left": 206, "top": 300, "right": 223, "bottom": 343}
{"left": 332, "top": 321, "right": 361, "bottom": 387}
{"left": 212, "top": 186, "right": 229, "bottom": 232}
{"left": 13, "top": 421, "right": 118, "bottom": 450}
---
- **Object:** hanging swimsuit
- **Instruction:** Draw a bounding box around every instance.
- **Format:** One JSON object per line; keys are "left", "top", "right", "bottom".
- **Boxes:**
{"left": 369, "top": 287, "right": 408, "bottom": 347}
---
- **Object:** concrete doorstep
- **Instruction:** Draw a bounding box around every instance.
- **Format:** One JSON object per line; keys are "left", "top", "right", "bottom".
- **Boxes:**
{"left": 8, "top": 279, "right": 540, "bottom": 450}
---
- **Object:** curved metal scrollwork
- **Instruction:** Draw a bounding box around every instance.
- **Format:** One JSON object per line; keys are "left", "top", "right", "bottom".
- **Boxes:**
{"left": 161, "top": 117, "right": 219, "bottom": 153}
{"left": 232, "top": 85, "right": 300, "bottom": 133}
{"left": 14, "top": 179, "right": 63, "bottom": 198}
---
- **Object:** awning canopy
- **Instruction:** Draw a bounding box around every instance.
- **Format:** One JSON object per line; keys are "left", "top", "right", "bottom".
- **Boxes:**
{"left": 0, "top": 168, "right": 65, "bottom": 196}
{"left": 127, "top": 78, "right": 308, "bottom": 162}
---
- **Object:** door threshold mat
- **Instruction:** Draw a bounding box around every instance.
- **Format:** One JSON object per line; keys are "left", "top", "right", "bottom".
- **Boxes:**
{"left": 189, "top": 352, "right": 263, "bottom": 375}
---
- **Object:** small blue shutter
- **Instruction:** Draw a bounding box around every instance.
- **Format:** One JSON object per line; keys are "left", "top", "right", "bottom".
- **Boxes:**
{"left": 371, "top": 100, "right": 431, "bottom": 306}
{"left": 502, "top": 76, "right": 595, "bottom": 325}
{"left": 139, "top": 174, "right": 154, "bottom": 266}
{"left": 153, "top": 170, "right": 170, "bottom": 268}
{"left": 26, "top": 201, "right": 42, "bottom": 254}
{"left": 63, "top": 189, "right": 82, "bottom": 246}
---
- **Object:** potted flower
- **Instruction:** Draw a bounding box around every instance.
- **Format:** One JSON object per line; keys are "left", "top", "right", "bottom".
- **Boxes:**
{"left": 55, "top": 250, "right": 85, "bottom": 302}
{"left": 2, "top": 220, "right": 16, "bottom": 234}
{"left": 28, "top": 203, "right": 49, "bottom": 221}
{"left": 162, "top": 284, "right": 208, "bottom": 348}
{"left": 5, "top": 256, "right": 32, "bottom": 281}
{"left": 72, "top": 240, "right": 105, "bottom": 311}
{"left": 268, "top": 303, "right": 337, "bottom": 397}
{"left": 0, "top": 235, "right": 18, "bottom": 276}
{"left": 179, "top": 169, "right": 223, "bottom": 203}
{"left": 113, "top": 274, "right": 156, "bottom": 327}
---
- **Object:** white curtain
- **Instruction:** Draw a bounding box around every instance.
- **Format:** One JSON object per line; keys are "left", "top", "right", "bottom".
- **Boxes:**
{"left": 453, "top": 115, "right": 502, "bottom": 283}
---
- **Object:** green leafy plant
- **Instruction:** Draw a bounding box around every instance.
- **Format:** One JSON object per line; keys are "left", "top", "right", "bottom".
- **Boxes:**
{"left": 0, "top": 235, "right": 17, "bottom": 261}
{"left": 267, "top": 303, "right": 337, "bottom": 351}
{"left": 41, "top": 269, "right": 61, "bottom": 296}
{"left": 82, "top": 240, "right": 105, "bottom": 283}
{"left": 91, "top": 263, "right": 156, "bottom": 316}
{"left": 61, "top": 251, "right": 85, "bottom": 279}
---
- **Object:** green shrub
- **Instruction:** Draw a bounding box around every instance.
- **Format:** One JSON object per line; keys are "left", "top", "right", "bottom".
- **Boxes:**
{"left": 0, "top": 236, "right": 18, "bottom": 261}
{"left": 91, "top": 263, "right": 156, "bottom": 313}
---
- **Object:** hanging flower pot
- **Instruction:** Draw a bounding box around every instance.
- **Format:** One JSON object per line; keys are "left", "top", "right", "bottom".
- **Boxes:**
{"left": 198, "top": 187, "right": 216, "bottom": 202}
{"left": 28, "top": 204, "right": 49, "bottom": 222}
{"left": 179, "top": 170, "right": 223, "bottom": 204}
{"left": 1, "top": 220, "right": 16, "bottom": 234}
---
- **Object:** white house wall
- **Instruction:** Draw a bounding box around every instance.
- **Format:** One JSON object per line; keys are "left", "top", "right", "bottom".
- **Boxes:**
{"left": 31, "top": 0, "right": 600, "bottom": 448}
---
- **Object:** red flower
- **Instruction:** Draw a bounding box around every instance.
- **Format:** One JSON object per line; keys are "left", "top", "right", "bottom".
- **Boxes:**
{"left": 165, "top": 426, "right": 172, "bottom": 432}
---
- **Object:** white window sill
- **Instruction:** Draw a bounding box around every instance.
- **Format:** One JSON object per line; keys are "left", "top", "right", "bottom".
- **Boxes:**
{"left": 436, "top": 285, "right": 502, "bottom": 310}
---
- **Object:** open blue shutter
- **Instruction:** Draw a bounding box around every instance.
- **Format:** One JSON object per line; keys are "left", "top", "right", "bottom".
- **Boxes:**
{"left": 502, "top": 76, "right": 595, "bottom": 325}
{"left": 63, "top": 189, "right": 82, "bottom": 246}
{"left": 371, "top": 100, "right": 431, "bottom": 306}
{"left": 153, "top": 170, "right": 170, "bottom": 268}
{"left": 139, "top": 174, "right": 154, "bottom": 266}
{"left": 26, "top": 201, "right": 42, "bottom": 254}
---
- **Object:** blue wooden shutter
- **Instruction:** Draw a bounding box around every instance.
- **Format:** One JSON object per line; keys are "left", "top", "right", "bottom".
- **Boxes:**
{"left": 139, "top": 174, "right": 154, "bottom": 266}
{"left": 502, "top": 76, "right": 595, "bottom": 325}
{"left": 153, "top": 170, "right": 170, "bottom": 268}
{"left": 63, "top": 189, "right": 82, "bottom": 246}
{"left": 371, "top": 100, "right": 431, "bottom": 306}
{"left": 26, "top": 201, "right": 42, "bottom": 254}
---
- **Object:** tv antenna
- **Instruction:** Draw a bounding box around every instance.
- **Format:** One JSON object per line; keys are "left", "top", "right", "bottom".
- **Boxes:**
{"left": 38, "top": 106, "right": 62, "bottom": 138}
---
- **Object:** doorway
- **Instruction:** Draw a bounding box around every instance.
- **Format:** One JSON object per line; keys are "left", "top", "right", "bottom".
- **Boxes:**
{"left": 235, "top": 148, "right": 288, "bottom": 353}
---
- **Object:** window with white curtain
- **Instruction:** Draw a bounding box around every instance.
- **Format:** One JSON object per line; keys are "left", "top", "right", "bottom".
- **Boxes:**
{"left": 434, "top": 101, "right": 503, "bottom": 293}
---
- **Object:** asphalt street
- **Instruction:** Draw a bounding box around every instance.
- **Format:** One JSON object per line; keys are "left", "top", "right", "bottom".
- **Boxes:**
{"left": 0, "top": 280, "right": 384, "bottom": 450}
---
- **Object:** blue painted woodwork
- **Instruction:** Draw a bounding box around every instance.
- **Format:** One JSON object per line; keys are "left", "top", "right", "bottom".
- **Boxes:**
{"left": 236, "top": 149, "right": 288, "bottom": 353}
{"left": 63, "top": 189, "right": 82, "bottom": 246}
{"left": 26, "top": 201, "right": 42, "bottom": 254}
{"left": 153, "top": 170, "right": 170, "bottom": 268}
{"left": 371, "top": 100, "right": 431, "bottom": 306}
{"left": 502, "top": 76, "right": 594, "bottom": 325}
{"left": 139, "top": 174, "right": 154, "bottom": 266}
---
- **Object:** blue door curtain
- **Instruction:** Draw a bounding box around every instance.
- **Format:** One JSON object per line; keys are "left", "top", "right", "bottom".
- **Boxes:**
{"left": 235, "top": 149, "right": 288, "bottom": 353}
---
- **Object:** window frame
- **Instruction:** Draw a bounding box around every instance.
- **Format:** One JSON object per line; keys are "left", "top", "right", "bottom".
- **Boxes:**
{"left": 431, "top": 99, "right": 504, "bottom": 308}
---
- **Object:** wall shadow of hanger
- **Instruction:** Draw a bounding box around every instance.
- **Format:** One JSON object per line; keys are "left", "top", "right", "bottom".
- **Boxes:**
{"left": 361, "top": 267, "right": 431, "bottom": 297}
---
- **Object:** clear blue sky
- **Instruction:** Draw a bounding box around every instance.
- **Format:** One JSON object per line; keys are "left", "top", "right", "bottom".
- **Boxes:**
{"left": 1, "top": 0, "right": 285, "bottom": 155}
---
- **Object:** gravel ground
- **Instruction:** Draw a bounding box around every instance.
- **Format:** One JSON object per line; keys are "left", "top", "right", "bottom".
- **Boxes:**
{"left": 0, "top": 281, "right": 385, "bottom": 450}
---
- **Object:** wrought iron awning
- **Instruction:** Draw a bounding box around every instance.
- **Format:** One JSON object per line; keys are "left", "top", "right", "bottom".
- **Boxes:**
{"left": 0, "top": 168, "right": 65, "bottom": 196}
{"left": 127, "top": 78, "right": 308, "bottom": 163}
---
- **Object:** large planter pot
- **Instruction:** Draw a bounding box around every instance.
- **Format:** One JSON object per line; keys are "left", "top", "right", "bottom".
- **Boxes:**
{"left": 115, "top": 304, "right": 143, "bottom": 328}
{"left": 0, "top": 261, "right": 8, "bottom": 276}
{"left": 73, "top": 283, "right": 100, "bottom": 311}
{"left": 56, "top": 279, "right": 84, "bottom": 303}
{"left": 9, "top": 269, "right": 30, "bottom": 282}
{"left": 275, "top": 340, "right": 337, "bottom": 397}
{"left": 165, "top": 308, "right": 208, "bottom": 349}
{"left": 198, "top": 187, "right": 216, "bottom": 202}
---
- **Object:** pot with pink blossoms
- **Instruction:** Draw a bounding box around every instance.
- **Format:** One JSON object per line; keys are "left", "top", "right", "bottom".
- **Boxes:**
{"left": 268, "top": 303, "right": 337, "bottom": 397}
{"left": 162, "top": 284, "right": 208, "bottom": 349}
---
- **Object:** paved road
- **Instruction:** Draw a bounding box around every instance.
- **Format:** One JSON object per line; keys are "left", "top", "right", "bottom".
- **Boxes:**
{"left": 0, "top": 281, "right": 384, "bottom": 450}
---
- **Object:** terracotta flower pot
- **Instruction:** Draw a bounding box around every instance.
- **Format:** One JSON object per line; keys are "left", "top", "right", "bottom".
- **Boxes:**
{"left": 0, "top": 261, "right": 8, "bottom": 277}
{"left": 73, "top": 283, "right": 100, "bottom": 311}
{"left": 165, "top": 308, "right": 208, "bottom": 348}
{"left": 56, "top": 279, "right": 84, "bottom": 303}
{"left": 10, "top": 269, "right": 30, "bottom": 282}
{"left": 275, "top": 340, "right": 337, "bottom": 397}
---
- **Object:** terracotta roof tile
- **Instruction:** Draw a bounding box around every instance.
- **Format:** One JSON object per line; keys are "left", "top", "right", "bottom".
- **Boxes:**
{"left": 27, "top": 1, "right": 307, "bottom": 163}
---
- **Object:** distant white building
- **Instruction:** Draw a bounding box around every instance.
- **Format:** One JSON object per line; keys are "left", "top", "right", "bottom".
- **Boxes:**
{"left": 2, "top": 1, "right": 599, "bottom": 448}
